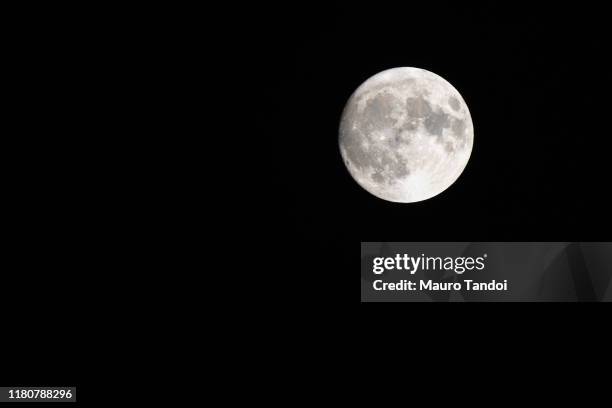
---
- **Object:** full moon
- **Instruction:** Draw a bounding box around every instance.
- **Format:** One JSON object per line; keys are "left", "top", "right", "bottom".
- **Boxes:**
{"left": 339, "top": 67, "right": 473, "bottom": 202}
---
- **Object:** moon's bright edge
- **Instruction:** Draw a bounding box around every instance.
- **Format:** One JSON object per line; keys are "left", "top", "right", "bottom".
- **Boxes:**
{"left": 339, "top": 67, "right": 474, "bottom": 202}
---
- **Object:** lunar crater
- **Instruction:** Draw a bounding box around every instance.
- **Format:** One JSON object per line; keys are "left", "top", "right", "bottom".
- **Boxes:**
{"left": 424, "top": 108, "right": 451, "bottom": 136}
{"left": 448, "top": 96, "right": 461, "bottom": 111}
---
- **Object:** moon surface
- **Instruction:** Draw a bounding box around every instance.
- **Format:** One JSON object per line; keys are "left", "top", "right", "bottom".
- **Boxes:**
{"left": 339, "top": 67, "right": 473, "bottom": 202}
